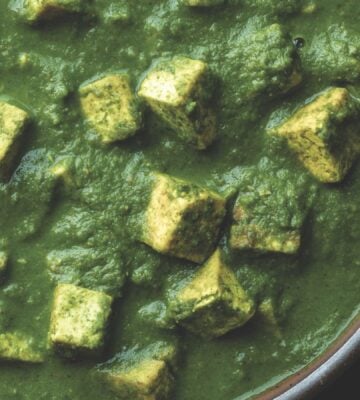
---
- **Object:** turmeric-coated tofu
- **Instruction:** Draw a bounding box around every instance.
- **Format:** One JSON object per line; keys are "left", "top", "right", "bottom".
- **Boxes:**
{"left": 97, "top": 342, "right": 177, "bottom": 400}
{"left": 182, "top": 0, "right": 224, "bottom": 6}
{"left": 0, "top": 332, "right": 44, "bottom": 363}
{"left": 269, "top": 87, "right": 360, "bottom": 183}
{"left": 80, "top": 74, "right": 141, "bottom": 143}
{"left": 138, "top": 56, "right": 216, "bottom": 149}
{"left": 169, "top": 249, "right": 255, "bottom": 338}
{"left": 23, "top": 0, "right": 83, "bottom": 22}
{"left": 142, "top": 173, "right": 226, "bottom": 263}
{"left": 0, "top": 101, "right": 29, "bottom": 178}
{"left": 101, "top": 359, "right": 172, "bottom": 400}
{"left": 230, "top": 194, "right": 301, "bottom": 254}
{"left": 49, "top": 284, "right": 113, "bottom": 355}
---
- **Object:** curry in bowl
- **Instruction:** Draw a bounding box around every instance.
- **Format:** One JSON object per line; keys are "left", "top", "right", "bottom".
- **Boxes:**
{"left": 0, "top": 0, "right": 359, "bottom": 399}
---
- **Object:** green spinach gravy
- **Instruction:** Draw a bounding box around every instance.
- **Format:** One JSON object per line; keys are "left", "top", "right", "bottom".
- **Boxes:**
{"left": 0, "top": 0, "right": 359, "bottom": 399}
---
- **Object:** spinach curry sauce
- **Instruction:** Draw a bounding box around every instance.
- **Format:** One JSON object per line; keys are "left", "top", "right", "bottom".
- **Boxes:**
{"left": 0, "top": 0, "right": 359, "bottom": 399}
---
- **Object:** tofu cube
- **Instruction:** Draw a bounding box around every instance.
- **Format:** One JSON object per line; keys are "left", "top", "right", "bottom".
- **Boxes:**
{"left": 142, "top": 173, "right": 226, "bottom": 263}
{"left": 269, "top": 87, "right": 360, "bottom": 183}
{"left": 182, "top": 0, "right": 224, "bottom": 6}
{"left": 0, "top": 101, "right": 29, "bottom": 179}
{"left": 49, "top": 284, "right": 113, "bottom": 355}
{"left": 80, "top": 74, "right": 141, "bottom": 143}
{"left": 101, "top": 359, "right": 172, "bottom": 400}
{"left": 230, "top": 195, "right": 301, "bottom": 254}
{"left": 97, "top": 342, "right": 177, "bottom": 400}
{"left": 169, "top": 249, "right": 255, "bottom": 338}
{"left": 0, "top": 332, "right": 44, "bottom": 363}
{"left": 23, "top": 0, "right": 84, "bottom": 23}
{"left": 138, "top": 56, "right": 216, "bottom": 149}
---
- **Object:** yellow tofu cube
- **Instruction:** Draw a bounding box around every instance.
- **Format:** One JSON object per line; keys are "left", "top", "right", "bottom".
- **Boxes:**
{"left": 169, "top": 249, "right": 255, "bottom": 338}
{"left": 49, "top": 284, "right": 113, "bottom": 355}
{"left": 138, "top": 56, "right": 216, "bottom": 149}
{"left": 97, "top": 341, "right": 177, "bottom": 400}
{"left": 101, "top": 359, "right": 173, "bottom": 400}
{"left": 80, "top": 74, "right": 141, "bottom": 143}
{"left": 230, "top": 201, "right": 301, "bottom": 254}
{"left": 142, "top": 173, "right": 226, "bottom": 263}
{"left": 0, "top": 332, "right": 44, "bottom": 363}
{"left": 231, "top": 223, "right": 300, "bottom": 254}
{"left": 23, "top": 0, "right": 83, "bottom": 22}
{"left": 269, "top": 87, "right": 360, "bottom": 183}
{"left": 0, "top": 101, "right": 29, "bottom": 178}
{"left": 229, "top": 159, "right": 309, "bottom": 255}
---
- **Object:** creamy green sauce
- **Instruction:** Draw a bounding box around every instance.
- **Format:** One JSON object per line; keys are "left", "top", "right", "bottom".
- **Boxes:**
{"left": 0, "top": 1, "right": 359, "bottom": 399}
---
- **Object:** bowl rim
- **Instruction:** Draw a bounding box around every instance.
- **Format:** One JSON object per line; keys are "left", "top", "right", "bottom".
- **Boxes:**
{"left": 254, "top": 313, "right": 360, "bottom": 400}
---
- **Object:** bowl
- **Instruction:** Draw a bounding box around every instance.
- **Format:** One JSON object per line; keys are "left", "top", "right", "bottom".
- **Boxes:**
{"left": 256, "top": 315, "right": 360, "bottom": 400}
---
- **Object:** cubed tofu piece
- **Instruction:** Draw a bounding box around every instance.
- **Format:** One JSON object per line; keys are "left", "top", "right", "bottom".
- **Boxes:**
{"left": 49, "top": 283, "right": 113, "bottom": 355}
{"left": 142, "top": 173, "right": 226, "bottom": 263}
{"left": 229, "top": 159, "right": 309, "bottom": 254}
{"left": 23, "top": 0, "right": 83, "bottom": 23}
{"left": 182, "top": 0, "right": 224, "bottom": 6}
{"left": 257, "top": 299, "right": 282, "bottom": 339}
{"left": 138, "top": 56, "right": 216, "bottom": 149}
{"left": 0, "top": 101, "right": 29, "bottom": 179}
{"left": 169, "top": 249, "right": 255, "bottom": 338}
{"left": 97, "top": 342, "right": 177, "bottom": 400}
{"left": 269, "top": 87, "right": 360, "bottom": 183}
{"left": 101, "top": 359, "right": 172, "bottom": 400}
{"left": 80, "top": 74, "right": 141, "bottom": 143}
{"left": 0, "top": 332, "right": 44, "bottom": 363}
{"left": 230, "top": 196, "right": 301, "bottom": 254}
{"left": 0, "top": 251, "right": 8, "bottom": 278}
